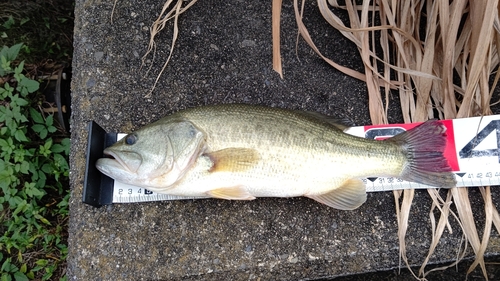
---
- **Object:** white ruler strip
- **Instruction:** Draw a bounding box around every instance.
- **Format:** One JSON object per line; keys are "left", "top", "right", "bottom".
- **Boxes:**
{"left": 111, "top": 115, "right": 500, "bottom": 203}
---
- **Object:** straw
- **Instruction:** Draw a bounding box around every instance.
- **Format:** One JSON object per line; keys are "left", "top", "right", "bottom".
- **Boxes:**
{"left": 298, "top": 1, "right": 500, "bottom": 279}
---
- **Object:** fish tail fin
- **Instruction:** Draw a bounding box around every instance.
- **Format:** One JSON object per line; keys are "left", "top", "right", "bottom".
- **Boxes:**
{"left": 389, "top": 120, "right": 457, "bottom": 188}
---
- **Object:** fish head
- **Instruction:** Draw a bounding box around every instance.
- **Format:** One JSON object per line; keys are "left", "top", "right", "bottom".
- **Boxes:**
{"left": 96, "top": 119, "right": 206, "bottom": 188}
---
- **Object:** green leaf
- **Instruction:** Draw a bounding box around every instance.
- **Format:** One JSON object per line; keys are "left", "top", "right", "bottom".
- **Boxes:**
{"left": 3, "top": 82, "right": 13, "bottom": 94}
{"left": 1, "top": 259, "right": 10, "bottom": 272}
{"left": 0, "top": 138, "right": 7, "bottom": 147}
{"left": 29, "top": 108, "right": 44, "bottom": 124}
{"left": 13, "top": 149, "right": 24, "bottom": 163}
{"left": 40, "top": 129, "right": 48, "bottom": 139}
{"left": 1, "top": 257, "right": 18, "bottom": 273}
{"left": 12, "top": 199, "right": 28, "bottom": 216}
{"left": 12, "top": 108, "right": 25, "bottom": 123}
{"left": 0, "top": 108, "right": 6, "bottom": 122}
{"left": 47, "top": 126, "right": 57, "bottom": 133}
{"left": 8, "top": 193, "right": 22, "bottom": 206}
{"left": 37, "top": 170, "right": 46, "bottom": 187}
{"left": 20, "top": 18, "right": 30, "bottom": 25}
{"left": 13, "top": 96, "right": 28, "bottom": 107}
{"left": 19, "top": 79, "right": 39, "bottom": 95}
{"left": 42, "top": 271, "right": 54, "bottom": 281}
{"left": 0, "top": 55, "right": 10, "bottom": 76}
{"left": 34, "top": 214, "right": 50, "bottom": 225}
{"left": 44, "top": 138, "right": 53, "bottom": 150}
{"left": 3, "top": 43, "right": 23, "bottom": 62}
{"left": 14, "top": 61, "right": 24, "bottom": 75}
{"left": 57, "top": 195, "right": 69, "bottom": 209}
{"left": 43, "top": 17, "right": 50, "bottom": 29}
{"left": 0, "top": 137, "right": 14, "bottom": 156}
{"left": 54, "top": 153, "right": 69, "bottom": 170}
{"left": 14, "top": 130, "right": 28, "bottom": 142}
{"left": 3, "top": 16, "right": 14, "bottom": 29}
{"left": 32, "top": 124, "right": 45, "bottom": 133}
{"left": 51, "top": 144, "right": 64, "bottom": 153}
{"left": 61, "top": 138, "right": 70, "bottom": 155}
{"left": 1, "top": 63, "right": 15, "bottom": 78}
{"left": 35, "top": 259, "right": 48, "bottom": 267}
{"left": 19, "top": 114, "right": 28, "bottom": 123}
{"left": 41, "top": 163, "right": 53, "bottom": 174}
{"left": 20, "top": 161, "right": 29, "bottom": 174}
{"left": 0, "top": 86, "right": 10, "bottom": 99}
{"left": 25, "top": 182, "right": 44, "bottom": 198}
{"left": 19, "top": 264, "right": 26, "bottom": 274}
{"left": 0, "top": 170, "right": 12, "bottom": 190}
{"left": 45, "top": 115, "right": 53, "bottom": 127}
{"left": 13, "top": 271, "right": 28, "bottom": 281}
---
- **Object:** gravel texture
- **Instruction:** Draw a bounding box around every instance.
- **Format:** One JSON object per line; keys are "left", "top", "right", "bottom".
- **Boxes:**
{"left": 68, "top": 0, "right": 500, "bottom": 280}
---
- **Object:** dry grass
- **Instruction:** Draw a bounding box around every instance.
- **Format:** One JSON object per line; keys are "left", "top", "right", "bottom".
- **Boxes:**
{"left": 120, "top": 0, "right": 198, "bottom": 98}
{"left": 273, "top": 0, "right": 284, "bottom": 78}
{"left": 115, "top": 0, "right": 500, "bottom": 279}
{"left": 294, "top": 0, "right": 500, "bottom": 279}
{"left": 146, "top": 0, "right": 199, "bottom": 97}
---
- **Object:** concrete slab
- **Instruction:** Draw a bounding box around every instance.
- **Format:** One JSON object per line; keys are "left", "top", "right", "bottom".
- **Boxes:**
{"left": 68, "top": 0, "right": 500, "bottom": 280}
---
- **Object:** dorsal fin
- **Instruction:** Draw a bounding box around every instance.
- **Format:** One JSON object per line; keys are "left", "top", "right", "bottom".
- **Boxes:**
{"left": 296, "top": 111, "right": 354, "bottom": 131}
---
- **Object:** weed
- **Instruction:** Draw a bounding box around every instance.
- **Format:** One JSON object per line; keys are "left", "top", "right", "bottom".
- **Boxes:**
{"left": 0, "top": 1, "right": 74, "bottom": 63}
{"left": 0, "top": 43, "right": 69, "bottom": 281}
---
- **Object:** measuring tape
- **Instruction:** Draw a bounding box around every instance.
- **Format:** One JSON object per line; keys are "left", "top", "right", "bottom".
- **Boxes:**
{"left": 83, "top": 115, "right": 500, "bottom": 206}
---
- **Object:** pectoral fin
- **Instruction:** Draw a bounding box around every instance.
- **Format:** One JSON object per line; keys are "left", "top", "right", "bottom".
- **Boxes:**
{"left": 207, "top": 186, "right": 256, "bottom": 200}
{"left": 206, "top": 148, "right": 260, "bottom": 173}
{"left": 306, "top": 179, "right": 367, "bottom": 210}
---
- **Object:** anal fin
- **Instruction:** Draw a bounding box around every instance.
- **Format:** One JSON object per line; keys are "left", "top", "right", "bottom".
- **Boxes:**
{"left": 207, "top": 186, "right": 256, "bottom": 200}
{"left": 306, "top": 179, "right": 367, "bottom": 210}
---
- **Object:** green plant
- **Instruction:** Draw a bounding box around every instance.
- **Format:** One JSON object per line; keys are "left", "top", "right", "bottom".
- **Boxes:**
{"left": 0, "top": 43, "right": 69, "bottom": 281}
{"left": 0, "top": 1, "right": 74, "bottom": 63}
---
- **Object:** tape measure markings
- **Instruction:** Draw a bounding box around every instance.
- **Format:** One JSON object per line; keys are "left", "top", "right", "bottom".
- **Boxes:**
{"left": 106, "top": 115, "right": 500, "bottom": 203}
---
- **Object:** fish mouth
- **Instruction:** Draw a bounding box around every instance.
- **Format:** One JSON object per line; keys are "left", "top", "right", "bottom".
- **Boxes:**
{"left": 102, "top": 148, "right": 136, "bottom": 173}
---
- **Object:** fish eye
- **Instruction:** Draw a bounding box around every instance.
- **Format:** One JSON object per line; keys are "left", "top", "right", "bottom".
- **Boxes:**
{"left": 125, "top": 134, "right": 138, "bottom": 145}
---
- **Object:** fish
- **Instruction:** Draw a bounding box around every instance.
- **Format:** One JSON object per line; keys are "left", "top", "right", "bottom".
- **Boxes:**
{"left": 95, "top": 104, "right": 457, "bottom": 210}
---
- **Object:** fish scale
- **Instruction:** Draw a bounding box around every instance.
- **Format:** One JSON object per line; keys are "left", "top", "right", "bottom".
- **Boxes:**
{"left": 94, "top": 104, "right": 457, "bottom": 210}
{"left": 171, "top": 105, "right": 406, "bottom": 194}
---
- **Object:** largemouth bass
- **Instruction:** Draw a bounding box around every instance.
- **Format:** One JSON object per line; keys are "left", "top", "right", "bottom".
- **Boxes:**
{"left": 96, "top": 104, "right": 456, "bottom": 210}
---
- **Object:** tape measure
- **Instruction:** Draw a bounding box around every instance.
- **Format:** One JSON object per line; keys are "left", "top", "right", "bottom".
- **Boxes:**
{"left": 83, "top": 115, "right": 500, "bottom": 207}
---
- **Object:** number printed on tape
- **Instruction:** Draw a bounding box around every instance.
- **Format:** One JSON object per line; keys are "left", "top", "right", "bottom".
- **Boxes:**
{"left": 455, "top": 117, "right": 500, "bottom": 171}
